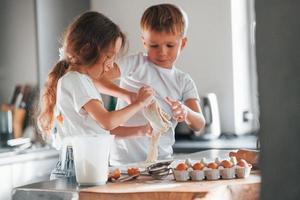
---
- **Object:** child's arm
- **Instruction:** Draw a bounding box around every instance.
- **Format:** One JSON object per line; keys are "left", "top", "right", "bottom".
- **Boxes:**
{"left": 93, "top": 63, "right": 136, "bottom": 104}
{"left": 165, "top": 97, "right": 205, "bottom": 133}
{"left": 110, "top": 123, "right": 152, "bottom": 138}
{"left": 83, "top": 86, "right": 154, "bottom": 131}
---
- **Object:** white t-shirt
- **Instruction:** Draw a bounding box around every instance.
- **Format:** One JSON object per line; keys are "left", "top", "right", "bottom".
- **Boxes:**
{"left": 54, "top": 71, "right": 109, "bottom": 149}
{"left": 110, "top": 52, "right": 200, "bottom": 165}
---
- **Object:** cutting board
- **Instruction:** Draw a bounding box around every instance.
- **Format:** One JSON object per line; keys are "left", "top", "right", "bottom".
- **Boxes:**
{"left": 80, "top": 171, "right": 260, "bottom": 200}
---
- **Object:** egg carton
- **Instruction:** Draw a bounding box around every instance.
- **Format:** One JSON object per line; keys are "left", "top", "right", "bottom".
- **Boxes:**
{"left": 172, "top": 157, "right": 252, "bottom": 182}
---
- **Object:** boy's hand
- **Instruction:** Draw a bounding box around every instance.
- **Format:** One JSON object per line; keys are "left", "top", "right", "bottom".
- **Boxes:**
{"left": 165, "top": 97, "right": 188, "bottom": 122}
{"left": 136, "top": 86, "right": 154, "bottom": 107}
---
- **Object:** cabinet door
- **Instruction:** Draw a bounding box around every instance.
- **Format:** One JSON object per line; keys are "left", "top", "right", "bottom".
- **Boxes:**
{"left": 12, "top": 157, "right": 57, "bottom": 188}
{"left": 0, "top": 165, "right": 12, "bottom": 200}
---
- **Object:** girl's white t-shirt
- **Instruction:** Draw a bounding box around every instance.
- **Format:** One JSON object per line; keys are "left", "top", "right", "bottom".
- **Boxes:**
{"left": 54, "top": 71, "right": 108, "bottom": 148}
{"left": 110, "top": 53, "right": 200, "bottom": 165}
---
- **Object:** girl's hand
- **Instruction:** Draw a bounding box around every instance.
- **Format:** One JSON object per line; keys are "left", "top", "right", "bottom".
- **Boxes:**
{"left": 165, "top": 97, "right": 188, "bottom": 122}
{"left": 143, "top": 122, "right": 153, "bottom": 137}
{"left": 125, "top": 91, "right": 137, "bottom": 104}
{"left": 136, "top": 86, "right": 154, "bottom": 107}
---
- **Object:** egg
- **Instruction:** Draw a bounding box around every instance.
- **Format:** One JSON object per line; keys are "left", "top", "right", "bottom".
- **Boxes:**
{"left": 237, "top": 159, "right": 249, "bottom": 167}
{"left": 192, "top": 162, "right": 205, "bottom": 170}
{"left": 56, "top": 114, "right": 64, "bottom": 124}
{"left": 207, "top": 162, "right": 218, "bottom": 169}
{"left": 220, "top": 160, "right": 233, "bottom": 168}
{"left": 176, "top": 163, "right": 188, "bottom": 171}
{"left": 109, "top": 168, "right": 121, "bottom": 180}
{"left": 127, "top": 167, "right": 140, "bottom": 176}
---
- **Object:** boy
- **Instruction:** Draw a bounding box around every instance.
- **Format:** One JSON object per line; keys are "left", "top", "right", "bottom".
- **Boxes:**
{"left": 98, "top": 4, "right": 205, "bottom": 165}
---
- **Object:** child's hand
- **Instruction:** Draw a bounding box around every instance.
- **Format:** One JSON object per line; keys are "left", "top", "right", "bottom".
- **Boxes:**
{"left": 143, "top": 122, "right": 153, "bottom": 137}
{"left": 165, "top": 97, "right": 188, "bottom": 122}
{"left": 125, "top": 91, "right": 137, "bottom": 104}
{"left": 136, "top": 86, "right": 154, "bottom": 107}
{"left": 229, "top": 149, "right": 259, "bottom": 166}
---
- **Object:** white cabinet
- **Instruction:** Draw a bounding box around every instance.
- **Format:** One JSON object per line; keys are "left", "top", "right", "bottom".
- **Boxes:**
{"left": 0, "top": 165, "right": 13, "bottom": 200}
{"left": 12, "top": 158, "right": 57, "bottom": 188}
{"left": 0, "top": 149, "right": 58, "bottom": 200}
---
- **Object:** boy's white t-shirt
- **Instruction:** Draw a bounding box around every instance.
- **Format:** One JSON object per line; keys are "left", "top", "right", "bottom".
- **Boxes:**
{"left": 54, "top": 71, "right": 109, "bottom": 148}
{"left": 110, "top": 52, "right": 200, "bottom": 165}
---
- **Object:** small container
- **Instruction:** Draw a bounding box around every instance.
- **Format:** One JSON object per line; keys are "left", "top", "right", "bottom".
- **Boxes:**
{"left": 72, "top": 134, "right": 114, "bottom": 185}
{"left": 220, "top": 167, "right": 236, "bottom": 179}
{"left": 204, "top": 168, "right": 220, "bottom": 180}
{"left": 236, "top": 165, "right": 252, "bottom": 178}
{"left": 0, "top": 110, "right": 13, "bottom": 145}
{"left": 219, "top": 159, "right": 235, "bottom": 179}
{"left": 172, "top": 169, "right": 190, "bottom": 181}
{"left": 190, "top": 170, "right": 205, "bottom": 181}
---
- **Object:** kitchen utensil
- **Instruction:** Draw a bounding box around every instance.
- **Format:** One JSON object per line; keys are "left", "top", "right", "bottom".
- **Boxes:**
{"left": 113, "top": 172, "right": 143, "bottom": 183}
{"left": 193, "top": 93, "right": 221, "bottom": 140}
{"left": 50, "top": 145, "right": 75, "bottom": 180}
{"left": 122, "top": 77, "right": 172, "bottom": 112}
{"left": 0, "top": 110, "right": 13, "bottom": 146}
{"left": 7, "top": 137, "right": 31, "bottom": 146}
{"left": 72, "top": 134, "right": 114, "bottom": 185}
{"left": 13, "top": 108, "right": 26, "bottom": 138}
{"left": 146, "top": 160, "right": 173, "bottom": 179}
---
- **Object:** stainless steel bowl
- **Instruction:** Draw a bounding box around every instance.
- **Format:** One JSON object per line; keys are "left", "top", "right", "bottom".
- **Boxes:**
{"left": 146, "top": 160, "right": 173, "bottom": 180}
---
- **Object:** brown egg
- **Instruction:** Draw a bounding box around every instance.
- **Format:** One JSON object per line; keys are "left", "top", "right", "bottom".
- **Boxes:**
{"left": 56, "top": 114, "right": 64, "bottom": 124}
{"left": 207, "top": 162, "right": 218, "bottom": 169}
{"left": 109, "top": 168, "right": 121, "bottom": 180}
{"left": 192, "top": 162, "right": 205, "bottom": 170}
{"left": 237, "top": 159, "right": 249, "bottom": 167}
{"left": 176, "top": 163, "right": 188, "bottom": 171}
{"left": 220, "top": 160, "right": 233, "bottom": 168}
{"left": 127, "top": 167, "right": 140, "bottom": 176}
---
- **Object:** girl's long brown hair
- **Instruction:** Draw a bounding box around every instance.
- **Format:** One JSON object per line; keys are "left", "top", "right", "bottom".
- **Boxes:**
{"left": 37, "top": 11, "right": 126, "bottom": 135}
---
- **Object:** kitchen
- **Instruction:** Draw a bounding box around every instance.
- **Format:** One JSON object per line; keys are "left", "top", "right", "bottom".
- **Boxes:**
{"left": 0, "top": 0, "right": 299, "bottom": 200}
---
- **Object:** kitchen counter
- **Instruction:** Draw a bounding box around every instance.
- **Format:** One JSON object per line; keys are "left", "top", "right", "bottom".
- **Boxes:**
{"left": 80, "top": 173, "right": 260, "bottom": 200}
{"left": 173, "top": 134, "right": 258, "bottom": 153}
{"left": 12, "top": 173, "right": 260, "bottom": 200}
{"left": 12, "top": 150, "right": 261, "bottom": 200}
{"left": 0, "top": 146, "right": 58, "bottom": 166}
{"left": 0, "top": 146, "right": 59, "bottom": 200}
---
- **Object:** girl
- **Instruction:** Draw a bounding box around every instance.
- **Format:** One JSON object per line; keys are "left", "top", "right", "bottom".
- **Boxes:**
{"left": 37, "top": 11, "right": 154, "bottom": 145}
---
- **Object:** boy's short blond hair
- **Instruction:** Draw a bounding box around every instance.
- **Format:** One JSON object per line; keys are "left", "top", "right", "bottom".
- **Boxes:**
{"left": 140, "top": 4, "right": 188, "bottom": 37}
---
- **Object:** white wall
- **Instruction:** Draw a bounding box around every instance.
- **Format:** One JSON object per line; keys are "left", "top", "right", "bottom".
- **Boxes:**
{"left": 36, "top": 0, "right": 90, "bottom": 89}
{"left": 0, "top": 0, "right": 38, "bottom": 103}
{"left": 91, "top": 0, "right": 258, "bottom": 134}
